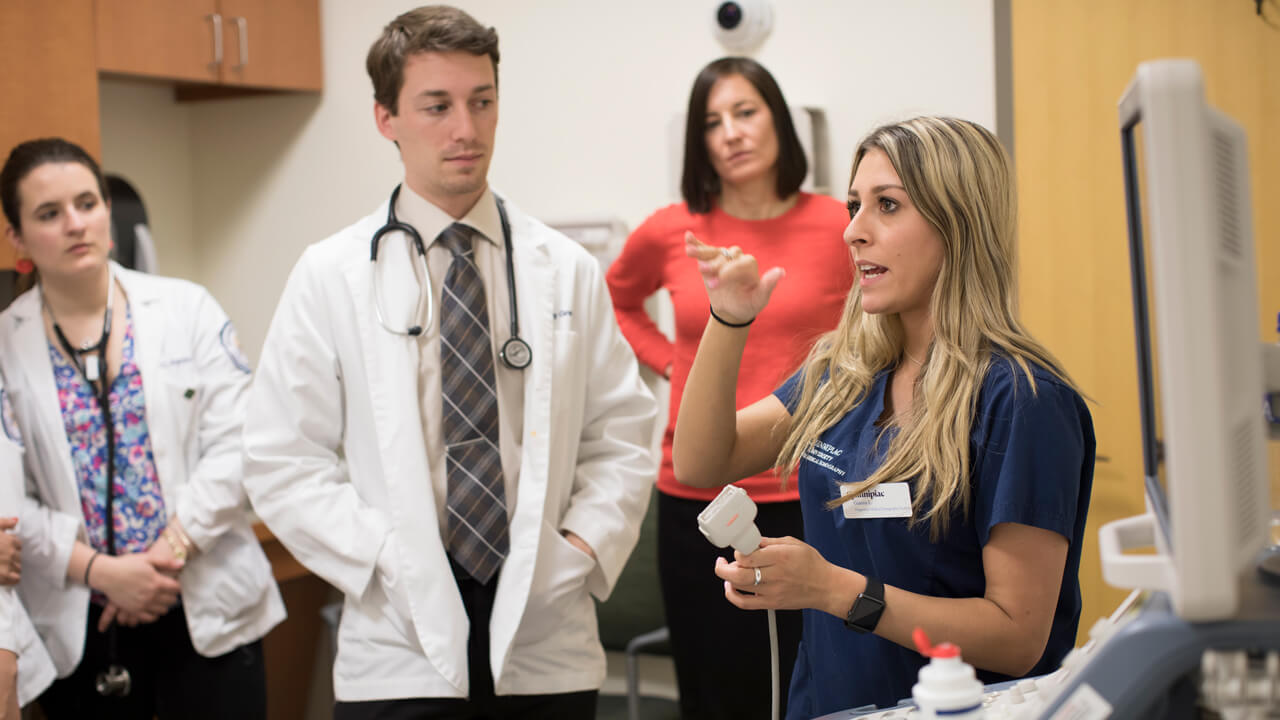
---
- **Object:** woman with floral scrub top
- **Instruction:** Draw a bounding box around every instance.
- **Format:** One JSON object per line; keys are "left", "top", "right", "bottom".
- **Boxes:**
{"left": 0, "top": 138, "right": 283, "bottom": 720}
{"left": 673, "top": 117, "right": 1095, "bottom": 717}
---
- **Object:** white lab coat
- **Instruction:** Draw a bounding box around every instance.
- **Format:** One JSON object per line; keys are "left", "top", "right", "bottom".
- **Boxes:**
{"left": 0, "top": 385, "right": 56, "bottom": 706}
{"left": 244, "top": 195, "right": 658, "bottom": 701}
{"left": 0, "top": 266, "right": 286, "bottom": 677}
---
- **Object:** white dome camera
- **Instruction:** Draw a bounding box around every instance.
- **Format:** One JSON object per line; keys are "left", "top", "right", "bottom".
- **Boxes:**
{"left": 711, "top": 0, "right": 774, "bottom": 53}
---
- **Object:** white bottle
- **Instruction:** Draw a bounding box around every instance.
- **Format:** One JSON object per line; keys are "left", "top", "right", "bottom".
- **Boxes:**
{"left": 911, "top": 628, "right": 986, "bottom": 720}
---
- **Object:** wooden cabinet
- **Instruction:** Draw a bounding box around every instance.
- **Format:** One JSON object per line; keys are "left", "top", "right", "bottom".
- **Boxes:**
{"left": 0, "top": 0, "right": 321, "bottom": 269}
{"left": 0, "top": 0, "right": 101, "bottom": 269}
{"left": 216, "top": 0, "right": 322, "bottom": 91}
{"left": 256, "top": 523, "right": 334, "bottom": 720}
{"left": 94, "top": 0, "right": 321, "bottom": 91}
{"left": 95, "top": 0, "right": 221, "bottom": 84}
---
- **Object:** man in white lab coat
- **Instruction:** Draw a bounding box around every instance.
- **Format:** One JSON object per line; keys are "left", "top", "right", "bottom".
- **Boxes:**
{"left": 242, "top": 5, "right": 657, "bottom": 719}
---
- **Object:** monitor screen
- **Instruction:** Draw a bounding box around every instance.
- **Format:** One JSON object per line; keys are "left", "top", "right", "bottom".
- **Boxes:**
{"left": 1114, "top": 59, "right": 1269, "bottom": 620}
{"left": 1120, "top": 119, "right": 1173, "bottom": 549}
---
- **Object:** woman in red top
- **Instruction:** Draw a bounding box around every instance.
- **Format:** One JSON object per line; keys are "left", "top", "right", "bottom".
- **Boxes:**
{"left": 606, "top": 57, "right": 853, "bottom": 719}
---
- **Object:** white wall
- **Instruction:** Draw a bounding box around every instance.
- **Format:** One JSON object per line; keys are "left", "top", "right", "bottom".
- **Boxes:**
{"left": 97, "top": 78, "right": 198, "bottom": 281}
{"left": 100, "top": 0, "right": 995, "bottom": 361}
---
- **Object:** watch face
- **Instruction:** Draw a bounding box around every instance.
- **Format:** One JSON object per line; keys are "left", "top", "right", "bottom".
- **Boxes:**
{"left": 846, "top": 581, "right": 886, "bottom": 633}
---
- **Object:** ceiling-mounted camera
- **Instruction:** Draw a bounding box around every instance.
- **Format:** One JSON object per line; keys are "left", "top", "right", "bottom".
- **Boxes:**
{"left": 711, "top": 0, "right": 774, "bottom": 52}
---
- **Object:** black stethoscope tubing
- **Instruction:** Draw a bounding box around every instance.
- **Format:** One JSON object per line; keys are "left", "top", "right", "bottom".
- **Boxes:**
{"left": 51, "top": 295, "right": 129, "bottom": 693}
{"left": 52, "top": 310, "right": 115, "bottom": 567}
{"left": 369, "top": 185, "right": 532, "bottom": 370}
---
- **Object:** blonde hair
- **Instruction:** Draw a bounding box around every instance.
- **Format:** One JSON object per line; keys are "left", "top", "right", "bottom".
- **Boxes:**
{"left": 776, "top": 116, "right": 1076, "bottom": 537}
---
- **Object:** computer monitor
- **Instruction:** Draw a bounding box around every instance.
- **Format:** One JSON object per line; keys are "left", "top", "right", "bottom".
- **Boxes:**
{"left": 1109, "top": 59, "right": 1270, "bottom": 621}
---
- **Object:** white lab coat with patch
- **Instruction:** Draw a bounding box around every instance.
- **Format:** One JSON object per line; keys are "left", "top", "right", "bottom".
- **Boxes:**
{"left": 243, "top": 194, "right": 657, "bottom": 701}
{"left": 0, "top": 384, "right": 56, "bottom": 706}
{"left": 0, "top": 267, "right": 286, "bottom": 677}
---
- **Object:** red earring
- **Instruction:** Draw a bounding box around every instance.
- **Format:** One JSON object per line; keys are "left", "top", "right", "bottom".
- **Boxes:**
{"left": 14, "top": 257, "right": 34, "bottom": 275}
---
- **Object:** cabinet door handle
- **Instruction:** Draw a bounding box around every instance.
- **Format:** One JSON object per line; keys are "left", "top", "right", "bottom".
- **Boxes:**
{"left": 233, "top": 16, "right": 249, "bottom": 69}
{"left": 208, "top": 13, "right": 223, "bottom": 69}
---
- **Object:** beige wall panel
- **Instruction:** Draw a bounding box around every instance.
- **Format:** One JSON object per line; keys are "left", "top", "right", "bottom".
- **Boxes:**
{"left": 1013, "top": 0, "right": 1280, "bottom": 640}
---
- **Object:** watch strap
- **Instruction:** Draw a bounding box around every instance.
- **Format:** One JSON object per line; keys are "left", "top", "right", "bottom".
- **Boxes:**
{"left": 845, "top": 575, "right": 886, "bottom": 634}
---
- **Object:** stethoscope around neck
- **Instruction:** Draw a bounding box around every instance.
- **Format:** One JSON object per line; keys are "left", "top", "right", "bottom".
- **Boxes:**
{"left": 370, "top": 185, "right": 532, "bottom": 370}
{"left": 44, "top": 271, "right": 133, "bottom": 697}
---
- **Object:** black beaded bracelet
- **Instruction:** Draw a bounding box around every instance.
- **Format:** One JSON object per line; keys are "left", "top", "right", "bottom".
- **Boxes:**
{"left": 709, "top": 305, "right": 754, "bottom": 328}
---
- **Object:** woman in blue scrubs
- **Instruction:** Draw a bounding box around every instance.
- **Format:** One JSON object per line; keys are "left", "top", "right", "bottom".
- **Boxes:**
{"left": 673, "top": 116, "right": 1095, "bottom": 717}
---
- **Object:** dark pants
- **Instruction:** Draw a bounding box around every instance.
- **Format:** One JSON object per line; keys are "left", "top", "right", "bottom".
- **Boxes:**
{"left": 38, "top": 603, "right": 266, "bottom": 720}
{"left": 658, "top": 492, "right": 805, "bottom": 720}
{"left": 334, "top": 560, "right": 598, "bottom": 720}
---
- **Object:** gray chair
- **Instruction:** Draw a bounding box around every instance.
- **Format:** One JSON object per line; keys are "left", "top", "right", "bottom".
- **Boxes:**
{"left": 624, "top": 626, "right": 672, "bottom": 719}
{"left": 596, "top": 487, "right": 679, "bottom": 720}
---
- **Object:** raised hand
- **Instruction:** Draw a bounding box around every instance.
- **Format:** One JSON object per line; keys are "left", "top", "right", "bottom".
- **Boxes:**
{"left": 684, "top": 231, "right": 785, "bottom": 325}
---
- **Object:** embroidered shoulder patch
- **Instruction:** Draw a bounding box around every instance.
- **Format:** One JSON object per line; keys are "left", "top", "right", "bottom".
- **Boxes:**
{"left": 219, "top": 321, "right": 252, "bottom": 374}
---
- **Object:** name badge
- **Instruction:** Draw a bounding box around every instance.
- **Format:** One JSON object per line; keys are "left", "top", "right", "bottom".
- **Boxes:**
{"left": 841, "top": 482, "right": 912, "bottom": 519}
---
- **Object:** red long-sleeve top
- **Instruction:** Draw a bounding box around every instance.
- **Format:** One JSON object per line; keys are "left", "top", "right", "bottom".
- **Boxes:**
{"left": 605, "top": 194, "right": 855, "bottom": 502}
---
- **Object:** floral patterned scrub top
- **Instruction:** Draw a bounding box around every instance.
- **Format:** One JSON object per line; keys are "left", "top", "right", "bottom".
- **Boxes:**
{"left": 50, "top": 306, "right": 167, "bottom": 573}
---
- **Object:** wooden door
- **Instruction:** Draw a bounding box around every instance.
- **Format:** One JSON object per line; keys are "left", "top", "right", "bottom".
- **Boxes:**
{"left": 216, "top": 0, "right": 322, "bottom": 91}
{"left": 1012, "top": 0, "right": 1280, "bottom": 638}
{"left": 0, "top": 0, "right": 100, "bottom": 269}
{"left": 95, "top": 0, "right": 220, "bottom": 83}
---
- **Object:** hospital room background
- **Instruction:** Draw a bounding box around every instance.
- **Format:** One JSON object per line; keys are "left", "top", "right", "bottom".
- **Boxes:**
{"left": 1, "top": 1, "right": 1278, "bottom": 718}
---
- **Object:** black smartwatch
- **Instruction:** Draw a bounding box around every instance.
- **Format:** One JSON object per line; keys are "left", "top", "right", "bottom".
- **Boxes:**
{"left": 844, "top": 576, "right": 885, "bottom": 634}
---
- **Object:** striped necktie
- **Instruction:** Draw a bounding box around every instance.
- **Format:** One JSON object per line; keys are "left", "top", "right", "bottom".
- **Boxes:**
{"left": 437, "top": 223, "right": 508, "bottom": 584}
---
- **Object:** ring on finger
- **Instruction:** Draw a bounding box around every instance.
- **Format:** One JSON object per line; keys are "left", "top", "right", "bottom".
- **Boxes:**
{"left": 753, "top": 567, "right": 762, "bottom": 586}
{"left": 721, "top": 247, "right": 734, "bottom": 260}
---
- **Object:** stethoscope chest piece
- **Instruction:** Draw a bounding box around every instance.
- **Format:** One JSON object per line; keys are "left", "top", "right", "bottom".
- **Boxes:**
{"left": 500, "top": 337, "right": 532, "bottom": 370}
{"left": 96, "top": 664, "right": 131, "bottom": 697}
